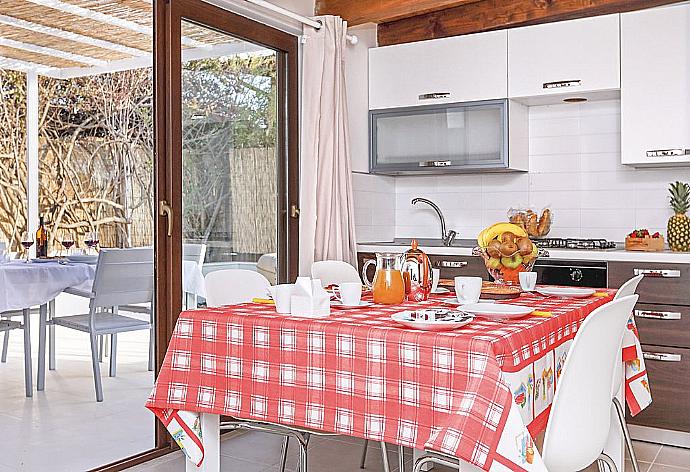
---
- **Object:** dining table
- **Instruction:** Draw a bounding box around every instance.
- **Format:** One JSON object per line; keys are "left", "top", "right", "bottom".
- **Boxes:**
{"left": 0, "top": 259, "right": 95, "bottom": 396}
{"left": 146, "top": 288, "right": 652, "bottom": 472}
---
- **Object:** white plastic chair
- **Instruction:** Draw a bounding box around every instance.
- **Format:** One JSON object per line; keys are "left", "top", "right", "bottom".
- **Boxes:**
{"left": 42, "top": 248, "right": 154, "bottom": 402}
{"left": 183, "top": 243, "right": 207, "bottom": 309}
{"left": 610, "top": 274, "right": 644, "bottom": 472}
{"left": 311, "top": 260, "right": 361, "bottom": 287}
{"left": 204, "top": 269, "right": 271, "bottom": 307}
{"left": 541, "top": 294, "right": 640, "bottom": 472}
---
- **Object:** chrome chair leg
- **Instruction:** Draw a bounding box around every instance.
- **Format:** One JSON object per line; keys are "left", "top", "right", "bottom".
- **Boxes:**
{"left": 380, "top": 442, "right": 391, "bottom": 472}
{"left": 109, "top": 333, "right": 117, "bottom": 377}
{"left": 613, "top": 397, "right": 641, "bottom": 472}
{"left": 298, "top": 432, "right": 310, "bottom": 472}
{"left": 48, "top": 299, "right": 55, "bottom": 370}
{"left": 398, "top": 445, "right": 405, "bottom": 472}
{"left": 89, "top": 333, "right": 104, "bottom": 402}
{"left": 279, "top": 436, "right": 289, "bottom": 472}
{"left": 359, "top": 439, "right": 369, "bottom": 469}
{"left": 597, "top": 452, "right": 619, "bottom": 472}
{"left": 1, "top": 329, "right": 8, "bottom": 362}
{"left": 413, "top": 454, "right": 460, "bottom": 472}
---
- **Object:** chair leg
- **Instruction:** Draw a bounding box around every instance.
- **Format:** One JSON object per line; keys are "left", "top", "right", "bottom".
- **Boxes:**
{"left": 398, "top": 445, "right": 405, "bottom": 472}
{"left": 109, "top": 333, "right": 117, "bottom": 377}
{"left": 1, "top": 330, "right": 9, "bottom": 363}
{"left": 279, "top": 436, "right": 289, "bottom": 472}
{"left": 22, "top": 308, "right": 33, "bottom": 398}
{"left": 597, "top": 453, "right": 619, "bottom": 472}
{"left": 380, "top": 442, "right": 391, "bottom": 472}
{"left": 413, "top": 455, "right": 459, "bottom": 472}
{"left": 89, "top": 333, "right": 104, "bottom": 402}
{"left": 148, "top": 327, "right": 154, "bottom": 372}
{"left": 359, "top": 439, "right": 369, "bottom": 469}
{"left": 613, "top": 397, "right": 641, "bottom": 472}
{"left": 98, "top": 335, "right": 104, "bottom": 362}
{"left": 48, "top": 299, "right": 55, "bottom": 370}
{"left": 298, "top": 433, "right": 309, "bottom": 472}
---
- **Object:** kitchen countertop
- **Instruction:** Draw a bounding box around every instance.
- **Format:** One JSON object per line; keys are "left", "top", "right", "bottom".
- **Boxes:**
{"left": 357, "top": 240, "right": 690, "bottom": 264}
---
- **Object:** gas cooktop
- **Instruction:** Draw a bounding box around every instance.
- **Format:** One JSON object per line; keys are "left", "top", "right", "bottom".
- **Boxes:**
{"left": 535, "top": 238, "right": 618, "bottom": 250}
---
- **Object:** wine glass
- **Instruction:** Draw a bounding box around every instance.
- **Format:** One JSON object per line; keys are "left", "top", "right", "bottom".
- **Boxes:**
{"left": 59, "top": 231, "right": 75, "bottom": 257}
{"left": 85, "top": 231, "right": 99, "bottom": 255}
{"left": 20, "top": 232, "right": 34, "bottom": 263}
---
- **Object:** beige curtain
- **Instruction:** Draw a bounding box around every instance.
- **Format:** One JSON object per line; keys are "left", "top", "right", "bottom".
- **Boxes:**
{"left": 299, "top": 15, "right": 358, "bottom": 275}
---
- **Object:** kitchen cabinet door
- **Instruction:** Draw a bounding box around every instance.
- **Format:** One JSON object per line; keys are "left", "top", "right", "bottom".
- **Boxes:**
{"left": 621, "top": 3, "right": 690, "bottom": 166}
{"left": 368, "top": 30, "right": 507, "bottom": 110}
{"left": 508, "top": 14, "right": 620, "bottom": 99}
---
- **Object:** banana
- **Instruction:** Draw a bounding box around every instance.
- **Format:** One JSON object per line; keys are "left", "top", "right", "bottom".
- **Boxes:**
{"left": 480, "top": 222, "right": 528, "bottom": 246}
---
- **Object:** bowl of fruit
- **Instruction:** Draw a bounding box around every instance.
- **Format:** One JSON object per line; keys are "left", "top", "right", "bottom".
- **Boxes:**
{"left": 473, "top": 222, "right": 549, "bottom": 285}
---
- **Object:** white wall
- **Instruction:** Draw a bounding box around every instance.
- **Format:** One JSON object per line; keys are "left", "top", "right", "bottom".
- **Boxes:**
{"left": 353, "top": 99, "right": 690, "bottom": 243}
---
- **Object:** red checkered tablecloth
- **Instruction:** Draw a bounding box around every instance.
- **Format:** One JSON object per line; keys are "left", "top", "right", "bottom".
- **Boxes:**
{"left": 147, "top": 289, "right": 642, "bottom": 471}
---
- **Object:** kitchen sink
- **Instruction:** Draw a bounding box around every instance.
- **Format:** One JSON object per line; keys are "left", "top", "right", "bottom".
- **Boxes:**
{"left": 358, "top": 238, "right": 478, "bottom": 248}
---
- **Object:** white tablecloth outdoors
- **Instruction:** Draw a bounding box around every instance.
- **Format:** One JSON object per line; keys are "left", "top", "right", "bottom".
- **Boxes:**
{"left": 0, "top": 261, "right": 95, "bottom": 313}
{"left": 183, "top": 260, "right": 206, "bottom": 298}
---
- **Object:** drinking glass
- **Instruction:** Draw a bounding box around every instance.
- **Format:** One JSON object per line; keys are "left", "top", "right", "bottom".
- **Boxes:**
{"left": 59, "top": 231, "right": 75, "bottom": 257}
{"left": 21, "top": 232, "right": 34, "bottom": 263}
{"left": 85, "top": 231, "right": 99, "bottom": 255}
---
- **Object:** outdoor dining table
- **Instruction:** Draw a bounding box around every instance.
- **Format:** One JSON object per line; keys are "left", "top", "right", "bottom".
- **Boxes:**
{"left": 0, "top": 260, "right": 95, "bottom": 396}
{"left": 146, "top": 289, "right": 652, "bottom": 472}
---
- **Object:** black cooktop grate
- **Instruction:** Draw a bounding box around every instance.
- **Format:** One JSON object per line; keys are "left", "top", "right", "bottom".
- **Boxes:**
{"left": 535, "top": 238, "right": 618, "bottom": 250}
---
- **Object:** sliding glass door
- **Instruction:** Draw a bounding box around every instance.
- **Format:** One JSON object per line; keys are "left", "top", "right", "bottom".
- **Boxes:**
{"left": 153, "top": 0, "right": 299, "bottom": 424}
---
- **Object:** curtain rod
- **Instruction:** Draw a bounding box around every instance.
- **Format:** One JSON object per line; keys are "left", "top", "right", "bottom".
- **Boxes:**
{"left": 242, "top": 0, "right": 358, "bottom": 44}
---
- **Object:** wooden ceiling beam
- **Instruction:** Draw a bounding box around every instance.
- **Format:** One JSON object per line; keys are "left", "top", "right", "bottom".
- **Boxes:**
{"left": 314, "top": 0, "right": 482, "bottom": 26}
{"left": 377, "top": 0, "right": 681, "bottom": 46}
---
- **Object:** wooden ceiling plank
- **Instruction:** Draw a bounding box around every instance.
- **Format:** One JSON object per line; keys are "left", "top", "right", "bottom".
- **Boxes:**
{"left": 0, "top": 44, "right": 82, "bottom": 68}
{"left": 377, "top": 0, "right": 681, "bottom": 46}
{"left": 0, "top": 37, "right": 106, "bottom": 66}
{"left": 0, "top": 14, "right": 146, "bottom": 56}
{"left": 315, "top": 0, "right": 481, "bottom": 25}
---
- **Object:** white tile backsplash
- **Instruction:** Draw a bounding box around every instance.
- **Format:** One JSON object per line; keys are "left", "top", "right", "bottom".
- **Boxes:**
{"left": 352, "top": 99, "right": 683, "bottom": 243}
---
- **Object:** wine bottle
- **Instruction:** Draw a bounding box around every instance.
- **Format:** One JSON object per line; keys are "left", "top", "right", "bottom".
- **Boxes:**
{"left": 36, "top": 215, "right": 48, "bottom": 258}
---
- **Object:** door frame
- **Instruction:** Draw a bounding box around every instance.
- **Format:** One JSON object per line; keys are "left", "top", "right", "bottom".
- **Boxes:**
{"left": 153, "top": 0, "right": 300, "bottom": 450}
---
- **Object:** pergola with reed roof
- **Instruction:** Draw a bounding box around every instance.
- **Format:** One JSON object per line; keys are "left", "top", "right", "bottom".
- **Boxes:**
{"left": 0, "top": 0, "right": 265, "bottom": 248}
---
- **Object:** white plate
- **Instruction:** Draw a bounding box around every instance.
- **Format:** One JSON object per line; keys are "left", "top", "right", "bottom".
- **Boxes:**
{"left": 536, "top": 287, "right": 596, "bottom": 298}
{"left": 460, "top": 303, "right": 534, "bottom": 320}
{"left": 30, "top": 258, "right": 58, "bottom": 264}
{"left": 431, "top": 287, "right": 450, "bottom": 294}
{"left": 331, "top": 301, "right": 373, "bottom": 309}
{"left": 391, "top": 310, "right": 474, "bottom": 331}
{"left": 440, "top": 298, "right": 495, "bottom": 307}
{"left": 66, "top": 255, "right": 98, "bottom": 264}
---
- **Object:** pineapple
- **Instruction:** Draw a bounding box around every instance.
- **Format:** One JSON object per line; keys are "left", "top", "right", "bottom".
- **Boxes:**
{"left": 667, "top": 181, "right": 690, "bottom": 252}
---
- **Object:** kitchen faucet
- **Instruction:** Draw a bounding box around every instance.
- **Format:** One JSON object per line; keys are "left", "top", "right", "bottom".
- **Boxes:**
{"left": 411, "top": 197, "right": 457, "bottom": 246}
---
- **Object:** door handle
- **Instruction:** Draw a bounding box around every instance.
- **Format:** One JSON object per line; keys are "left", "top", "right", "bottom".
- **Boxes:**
{"left": 159, "top": 200, "right": 173, "bottom": 237}
{"left": 290, "top": 204, "right": 300, "bottom": 219}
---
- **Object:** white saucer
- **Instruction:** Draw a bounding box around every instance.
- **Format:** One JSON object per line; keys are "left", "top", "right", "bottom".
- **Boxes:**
{"left": 30, "top": 258, "right": 58, "bottom": 263}
{"left": 431, "top": 287, "right": 450, "bottom": 294}
{"left": 536, "top": 287, "right": 596, "bottom": 298}
{"left": 331, "top": 301, "right": 373, "bottom": 309}
{"left": 391, "top": 310, "right": 474, "bottom": 331}
{"left": 460, "top": 303, "right": 533, "bottom": 320}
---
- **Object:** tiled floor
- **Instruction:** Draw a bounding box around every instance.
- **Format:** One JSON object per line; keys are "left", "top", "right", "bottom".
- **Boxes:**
{"left": 130, "top": 431, "right": 690, "bottom": 472}
{"left": 0, "top": 300, "right": 155, "bottom": 471}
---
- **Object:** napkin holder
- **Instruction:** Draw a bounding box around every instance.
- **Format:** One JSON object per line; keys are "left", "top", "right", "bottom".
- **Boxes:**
{"left": 290, "top": 277, "right": 330, "bottom": 318}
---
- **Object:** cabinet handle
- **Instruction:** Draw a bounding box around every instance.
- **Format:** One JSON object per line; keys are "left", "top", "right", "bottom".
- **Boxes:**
{"left": 418, "top": 92, "right": 451, "bottom": 100}
{"left": 419, "top": 160, "right": 452, "bottom": 168}
{"left": 646, "top": 149, "right": 690, "bottom": 158}
{"left": 437, "top": 261, "right": 468, "bottom": 268}
{"left": 542, "top": 79, "right": 581, "bottom": 89}
{"left": 634, "top": 310, "right": 681, "bottom": 320}
{"left": 634, "top": 268, "right": 681, "bottom": 278}
{"left": 643, "top": 352, "right": 682, "bottom": 362}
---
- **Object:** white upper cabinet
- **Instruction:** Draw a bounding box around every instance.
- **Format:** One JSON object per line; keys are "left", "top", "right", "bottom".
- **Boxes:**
{"left": 368, "top": 30, "right": 508, "bottom": 110}
{"left": 621, "top": 3, "right": 690, "bottom": 167}
{"left": 508, "top": 15, "right": 620, "bottom": 99}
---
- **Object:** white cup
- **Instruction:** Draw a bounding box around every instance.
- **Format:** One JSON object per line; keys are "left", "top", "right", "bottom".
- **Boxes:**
{"left": 269, "top": 284, "right": 293, "bottom": 314}
{"left": 431, "top": 268, "right": 440, "bottom": 293}
{"left": 519, "top": 272, "right": 538, "bottom": 292}
{"left": 333, "top": 282, "right": 362, "bottom": 306}
{"left": 454, "top": 276, "right": 482, "bottom": 304}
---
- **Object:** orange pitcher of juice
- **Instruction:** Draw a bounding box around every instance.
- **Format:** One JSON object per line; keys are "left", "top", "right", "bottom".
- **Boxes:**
{"left": 362, "top": 252, "right": 406, "bottom": 304}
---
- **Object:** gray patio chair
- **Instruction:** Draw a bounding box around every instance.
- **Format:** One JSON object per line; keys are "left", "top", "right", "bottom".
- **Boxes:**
{"left": 183, "top": 242, "right": 207, "bottom": 309}
{"left": 41, "top": 248, "right": 154, "bottom": 402}
{"left": 1, "top": 308, "right": 38, "bottom": 363}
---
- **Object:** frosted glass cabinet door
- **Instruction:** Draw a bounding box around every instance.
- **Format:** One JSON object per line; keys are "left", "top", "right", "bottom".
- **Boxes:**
{"left": 370, "top": 100, "right": 507, "bottom": 174}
